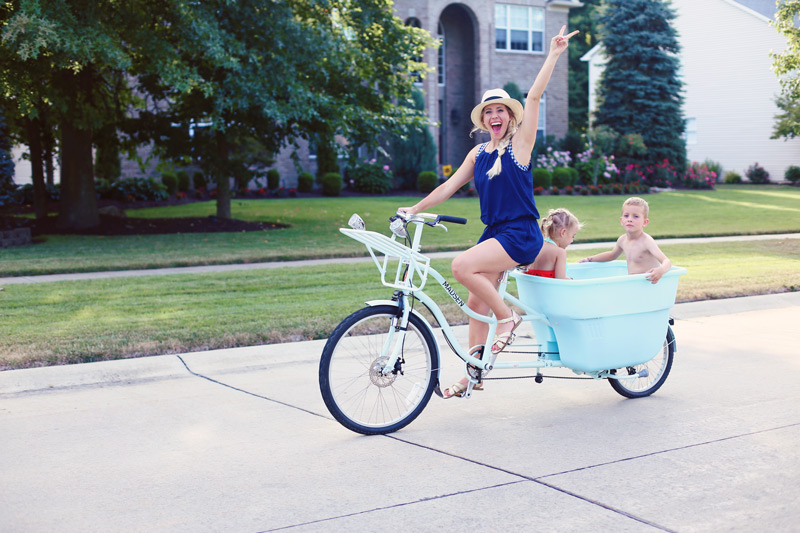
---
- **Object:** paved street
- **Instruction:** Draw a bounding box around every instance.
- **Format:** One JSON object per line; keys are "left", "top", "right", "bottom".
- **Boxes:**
{"left": 1, "top": 292, "right": 799, "bottom": 531}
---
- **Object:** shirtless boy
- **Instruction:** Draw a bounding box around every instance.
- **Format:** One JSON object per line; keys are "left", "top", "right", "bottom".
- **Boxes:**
{"left": 579, "top": 197, "right": 672, "bottom": 284}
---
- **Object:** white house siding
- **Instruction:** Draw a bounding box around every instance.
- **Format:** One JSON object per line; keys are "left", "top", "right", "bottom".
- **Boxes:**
{"left": 583, "top": 0, "right": 800, "bottom": 182}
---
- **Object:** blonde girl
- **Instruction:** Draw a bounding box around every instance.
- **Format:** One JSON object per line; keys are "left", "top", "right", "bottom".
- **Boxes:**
{"left": 526, "top": 208, "right": 582, "bottom": 279}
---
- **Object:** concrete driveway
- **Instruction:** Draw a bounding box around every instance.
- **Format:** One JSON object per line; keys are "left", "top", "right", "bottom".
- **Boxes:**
{"left": 2, "top": 292, "right": 799, "bottom": 532}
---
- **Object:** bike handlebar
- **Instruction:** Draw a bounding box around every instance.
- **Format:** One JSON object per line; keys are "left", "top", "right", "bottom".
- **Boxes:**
{"left": 437, "top": 215, "right": 467, "bottom": 225}
{"left": 395, "top": 211, "right": 467, "bottom": 226}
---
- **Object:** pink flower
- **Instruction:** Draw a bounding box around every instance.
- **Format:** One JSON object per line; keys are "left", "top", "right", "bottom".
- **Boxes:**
{"left": 383, "top": 165, "right": 389, "bottom": 171}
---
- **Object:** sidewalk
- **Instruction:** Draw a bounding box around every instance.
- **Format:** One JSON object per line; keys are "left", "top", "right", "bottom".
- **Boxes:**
{"left": 2, "top": 291, "right": 799, "bottom": 531}
{"left": 3, "top": 232, "right": 799, "bottom": 285}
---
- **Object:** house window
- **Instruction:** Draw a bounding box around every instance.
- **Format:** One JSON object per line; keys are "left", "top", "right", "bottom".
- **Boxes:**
{"left": 438, "top": 22, "right": 445, "bottom": 86}
{"left": 495, "top": 4, "right": 544, "bottom": 53}
{"left": 685, "top": 117, "right": 697, "bottom": 145}
{"left": 525, "top": 92, "right": 546, "bottom": 139}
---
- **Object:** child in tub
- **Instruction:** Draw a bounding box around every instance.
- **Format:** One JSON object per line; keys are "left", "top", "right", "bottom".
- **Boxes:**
{"left": 525, "top": 208, "right": 582, "bottom": 279}
{"left": 579, "top": 197, "right": 672, "bottom": 284}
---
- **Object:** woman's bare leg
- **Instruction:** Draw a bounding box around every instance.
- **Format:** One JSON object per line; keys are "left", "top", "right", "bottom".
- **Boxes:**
{"left": 452, "top": 238, "right": 518, "bottom": 342}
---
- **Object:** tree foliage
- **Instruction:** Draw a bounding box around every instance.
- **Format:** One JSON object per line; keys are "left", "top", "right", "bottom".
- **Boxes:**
{"left": 567, "top": 0, "right": 602, "bottom": 132}
{"left": 594, "top": 0, "right": 686, "bottom": 172}
{"left": 771, "top": 0, "right": 800, "bottom": 139}
{"left": 389, "top": 89, "right": 437, "bottom": 189}
{"left": 772, "top": 93, "right": 800, "bottom": 139}
{"left": 2, "top": 0, "right": 434, "bottom": 221}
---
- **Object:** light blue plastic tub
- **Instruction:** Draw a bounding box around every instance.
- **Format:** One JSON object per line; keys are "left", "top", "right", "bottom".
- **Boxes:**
{"left": 510, "top": 261, "right": 687, "bottom": 372}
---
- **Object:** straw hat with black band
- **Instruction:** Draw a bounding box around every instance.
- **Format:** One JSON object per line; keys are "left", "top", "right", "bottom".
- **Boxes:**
{"left": 470, "top": 89, "right": 525, "bottom": 132}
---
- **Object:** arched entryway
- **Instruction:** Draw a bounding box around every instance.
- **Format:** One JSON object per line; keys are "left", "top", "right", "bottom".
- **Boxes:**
{"left": 438, "top": 4, "right": 478, "bottom": 169}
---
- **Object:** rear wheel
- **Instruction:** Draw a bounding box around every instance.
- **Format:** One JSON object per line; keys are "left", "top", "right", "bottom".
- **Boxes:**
{"left": 609, "top": 326, "right": 675, "bottom": 398}
{"left": 319, "top": 305, "right": 439, "bottom": 435}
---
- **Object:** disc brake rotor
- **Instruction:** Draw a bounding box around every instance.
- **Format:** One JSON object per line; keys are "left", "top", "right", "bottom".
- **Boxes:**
{"left": 369, "top": 356, "right": 397, "bottom": 387}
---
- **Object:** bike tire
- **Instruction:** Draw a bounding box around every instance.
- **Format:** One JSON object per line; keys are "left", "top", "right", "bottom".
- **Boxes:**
{"left": 609, "top": 325, "right": 675, "bottom": 398}
{"left": 319, "top": 305, "right": 439, "bottom": 435}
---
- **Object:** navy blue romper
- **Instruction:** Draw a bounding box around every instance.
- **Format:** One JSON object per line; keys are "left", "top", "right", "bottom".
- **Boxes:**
{"left": 473, "top": 140, "right": 542, "bottom": 264}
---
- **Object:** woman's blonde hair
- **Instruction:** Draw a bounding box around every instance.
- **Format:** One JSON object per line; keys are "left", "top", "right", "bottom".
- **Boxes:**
{"left": 470, "top": 111, "right": 519, "bottom": 179}
{"left": 541, "top": 208, "right": 583, "bottom": 240}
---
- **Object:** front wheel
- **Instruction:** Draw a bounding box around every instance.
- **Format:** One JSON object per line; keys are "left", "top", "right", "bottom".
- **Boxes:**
{"left": 319, "top": 305, "right": 439, "bottom": 435}
{"left": 609, "top": 326, "right": 675, "bottom": 398}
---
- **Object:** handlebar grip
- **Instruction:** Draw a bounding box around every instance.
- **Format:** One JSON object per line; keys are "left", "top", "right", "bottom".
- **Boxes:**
{"left": 437, "top": 215, "right": 467, "bottom": 225}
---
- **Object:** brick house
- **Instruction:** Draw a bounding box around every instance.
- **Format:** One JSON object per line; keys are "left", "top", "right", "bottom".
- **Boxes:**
{"left": 273, "top": 0, "right": 581, "bottom": 187}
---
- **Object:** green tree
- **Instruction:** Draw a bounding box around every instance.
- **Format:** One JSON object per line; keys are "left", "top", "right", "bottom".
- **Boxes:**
{"left": 594, "top": 0, "right": 686, "bottom": 173}
{"left": 389, "top": 89, "right": 437, "bottom": 189}
{"left": 133, "top": 0, "right": 433, "bottom": 218}
{"left": 567, "top": 0, "right": 601, "bottom": 132}
{"left": 2, "top": 1, "right": 142, "bottom": 228}
{"left": 502, "top": 82, "right": 524, "bottom": 106}
{"left": 771, "top": 1, "right": 800, "bottom": 139}
{"left": 772, "top": 94, "right": 800, "bottom": 139}
{"left": 3, "top": 0, "right": 433, "bottom": 223}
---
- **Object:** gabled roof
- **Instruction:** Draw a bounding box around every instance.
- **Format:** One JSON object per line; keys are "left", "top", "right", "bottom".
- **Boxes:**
{"left": 731, "top": 0, "right": 777, "bottom": 19}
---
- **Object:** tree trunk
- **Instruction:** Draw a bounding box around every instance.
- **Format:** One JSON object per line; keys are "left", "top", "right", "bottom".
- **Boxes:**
{"left": 43, "top": 119, "right": 55, "bottom": 187}
{"left": 215, "top": 133, "right": 231, "bottom": 219}
{"left": 59, "top": 118, "right": 98, "bottom": 229}
{"left": 26, "top": 117, "right": 48, "bottom": 220}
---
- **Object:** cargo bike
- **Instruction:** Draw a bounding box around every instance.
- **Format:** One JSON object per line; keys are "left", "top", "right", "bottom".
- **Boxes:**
{"left": 319, "top": 211, "right": 687, "bottom": 435}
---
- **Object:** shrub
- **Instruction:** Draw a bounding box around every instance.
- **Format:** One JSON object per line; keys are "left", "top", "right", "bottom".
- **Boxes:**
{"left": 532, "top": 168, "right": 552, "bottom": 189}
{"left": 193, "top": 171, "right": 207, "bottom": 189}
{"left": 161, "top": 172, "right": 178, "bottom": 195}
{"left": 552, "top": 166, "right": 574, "bottom": 188}
{"left": 550, "top": 186, "right": 560, "bottom": 195}
{"left": 417, "top": 171, "right": 438, "bottom": 193}
{"left": 321, "top": 172, "right": 342, "bottom": 196}
{"left": 12, "top": 183, "right": 60, "bottom": 205}
{"left": 784, "top": 165, "right": 800, "bottom": 184}
{"left": 267, "top": 169, "right": 280, "bottom": 190}
{"left": 176, "top": 171, "right": 190, "bottom": 192}
{"left": 723, "top": 171, "right": 742, "bottom": 184}
{"left": 536, "top": 147, "right": 572, "bottom": 172}
{"left": 681, "top": 162, "right": 716, "bottom": 189}
{"left": 349, "top": 159, "right": 393, "bottom": 194}
{"left": 298, "top": 171, "right": 314, "bottom": 193}
{"left": 703, "top": 159, "right": 724, "bottom": 183}
{"left": 104, "top": 177, "right": 168, "bottom": 202}
{"left": 567, "top": 167, "right": 579, "bottom": 186}
{"left": 745, "top": 162, "right": 770, "bottom": 184}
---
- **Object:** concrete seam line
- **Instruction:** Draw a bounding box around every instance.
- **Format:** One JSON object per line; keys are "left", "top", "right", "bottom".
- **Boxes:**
{"left": 536, "top": 421, "right": 800, "bottom": 480}
{"left": 531, "top": 478, "right": 676, "bottom": 532}
{"left": 255, "top": 481, "right": 525, "bottom": 532}
{"left": 387, "top": 435, "right": 673, "bottom": 531}
{"left": 175, "top": 354, "right": 330, "bottom": 421}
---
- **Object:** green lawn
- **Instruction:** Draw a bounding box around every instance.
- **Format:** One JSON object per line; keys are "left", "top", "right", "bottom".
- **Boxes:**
{"left": 1, "top": 184, "right": 799, "bottom": 369}
{"left": 2, "top": 238, "right": 799, "bottom": 370}
{"left": 2, "top": 185, "right": 799, "bottom": 277}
